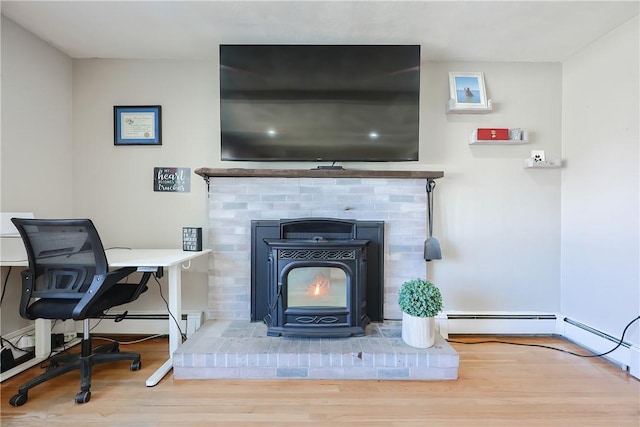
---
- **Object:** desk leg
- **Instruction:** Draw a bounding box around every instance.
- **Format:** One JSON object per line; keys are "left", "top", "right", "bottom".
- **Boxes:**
{"left": 146, "top": 264, "right": 181, "bottom": 387}
{"left": 35, "top": 319, "right": 52, "bottom": 358}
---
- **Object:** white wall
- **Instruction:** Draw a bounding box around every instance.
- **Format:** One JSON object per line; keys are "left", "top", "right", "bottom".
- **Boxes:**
{"left": 561, "top": 17, "right": 639, "bottom": 344}
{"left": 71, "top": 59, "right": 214, "bottom": 313}
{"left": 9, "top": 14, "right": 638, "bottom": 343}
{"left": 427, "top": 61, "right": 562, "bottom": 313}
{"left": 71, "top": 56, "right": 563, "bottom": 317}
{"left": 0, "top": 16, "right": 73, "bottom": 334}
{"left": 0, "top": 16, "right": 73, "bottom": 216}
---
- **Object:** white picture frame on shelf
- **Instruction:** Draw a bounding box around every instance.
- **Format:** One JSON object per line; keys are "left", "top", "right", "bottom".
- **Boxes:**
{"left": 448, "top": 72, "right": 489, "bottom": 110}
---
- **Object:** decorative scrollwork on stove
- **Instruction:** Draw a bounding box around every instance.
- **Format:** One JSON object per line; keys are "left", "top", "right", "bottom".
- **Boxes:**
{"left": 279, "top": 249, "right": 356, "bottom": 260}
{"left": 296, "top": 316, "right": 340, "bottom": 324}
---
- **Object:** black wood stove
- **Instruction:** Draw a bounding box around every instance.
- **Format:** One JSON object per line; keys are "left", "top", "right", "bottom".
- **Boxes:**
{"left": 251, "top": 218, "right": 383, "bottom": 338}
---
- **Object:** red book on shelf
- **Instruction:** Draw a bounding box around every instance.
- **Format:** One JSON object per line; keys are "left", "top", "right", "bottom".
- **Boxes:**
{"left": 477, "top": 128, "right": 510, "bottom": 140}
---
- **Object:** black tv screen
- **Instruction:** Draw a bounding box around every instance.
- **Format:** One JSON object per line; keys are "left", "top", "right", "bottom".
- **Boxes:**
{"left": 220, "top": 44, "right": 420, "bottom": 162}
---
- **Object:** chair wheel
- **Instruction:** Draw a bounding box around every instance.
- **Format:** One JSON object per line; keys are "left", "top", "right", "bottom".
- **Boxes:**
{"left": 130, "top": 360, "right": 142, "bottom": 371}
{"left": 75, "top": 390, "right": 91, "bottom": 404}
{"left": 47, "top": 362, "right": 60, "bottom": 372}
{"left": 9, "top": 392, "right": 28, "bottom": 406}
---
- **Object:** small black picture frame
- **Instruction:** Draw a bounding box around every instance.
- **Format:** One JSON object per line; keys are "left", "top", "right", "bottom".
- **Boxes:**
{"left": 182, "top": 227, "right": 203, "bottom": 251}
{"left": 114, "top": 105, "right": 162, "bottom": 145}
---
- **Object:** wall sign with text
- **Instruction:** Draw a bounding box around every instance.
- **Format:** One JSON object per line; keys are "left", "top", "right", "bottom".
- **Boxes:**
{"left": 154, "top": 167, "right": 190, "bottom": 192}
{"left": 182, "top": 227, "right": 203, "bottom": 251}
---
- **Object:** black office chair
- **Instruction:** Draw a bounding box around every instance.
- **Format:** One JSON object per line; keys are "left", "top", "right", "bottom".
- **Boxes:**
{"left": 9, "top": 218, "right": 152, "bottom": 406}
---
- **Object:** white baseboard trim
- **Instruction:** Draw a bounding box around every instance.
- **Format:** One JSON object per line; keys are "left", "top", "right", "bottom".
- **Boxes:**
{"left": 442, "top": 311, "right": 557, "bottom": 337}
{"left": 439, "top": 311, "right": 639, "bottom": 380}
{"left": 558, "top": 316, "right": 639, "bottom": 380}
{"left": 1, "top": 311, "right": 204, "bottom": 357}
{"left": 5, "top": 311, "right": 637, "bottom": 380}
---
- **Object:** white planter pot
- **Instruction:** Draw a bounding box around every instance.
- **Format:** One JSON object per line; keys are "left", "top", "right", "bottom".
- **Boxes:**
{"left": 401, "top": 312, "right": 436, "bottom": 348}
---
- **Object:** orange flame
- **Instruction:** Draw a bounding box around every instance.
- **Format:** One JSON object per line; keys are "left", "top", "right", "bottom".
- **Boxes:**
{"left": 307, "top": 273, "right": 330, "bottom": 297}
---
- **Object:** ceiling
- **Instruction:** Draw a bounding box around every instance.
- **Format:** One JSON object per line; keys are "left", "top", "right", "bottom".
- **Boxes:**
{"left": 1, "top": 1, "right": 638, "bottom": 62}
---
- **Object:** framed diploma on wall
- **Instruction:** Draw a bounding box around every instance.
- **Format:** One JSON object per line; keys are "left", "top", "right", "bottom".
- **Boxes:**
{"left": 114, "top": 105, "right": 162, "bottom": 145}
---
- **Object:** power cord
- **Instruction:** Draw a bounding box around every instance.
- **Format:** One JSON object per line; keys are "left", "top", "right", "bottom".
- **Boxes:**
{"left": 152, "top": 275, "right": 187, "bottom": 341}
{"left": 1, "top": 266, "right": 12, "bottom": 306}
{"left": 0, "top": 335, "right": 30, "bottom": 354}
{"left": 85, "top": 273, "right": 186, "bottom": 344}
{"left": 92, "top": 334, "right": 167, "bottom": 345}
{"left": 39, "top": 340, "right": 75, "bottom": 370}
{"left": 447, "top": 315, "right": 640, "bottom": 359}
{"left": 90, "top": 314, "right": 106, "bottom": 332}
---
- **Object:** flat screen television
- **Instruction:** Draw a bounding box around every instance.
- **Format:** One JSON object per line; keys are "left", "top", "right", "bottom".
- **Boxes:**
{"left": 219, "top": 44, "right": 420, "bottom": 162}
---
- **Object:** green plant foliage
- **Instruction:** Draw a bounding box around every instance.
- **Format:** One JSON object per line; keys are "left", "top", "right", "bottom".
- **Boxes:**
{"left": 398, "top": 278, "right": 443, "bottom": 318}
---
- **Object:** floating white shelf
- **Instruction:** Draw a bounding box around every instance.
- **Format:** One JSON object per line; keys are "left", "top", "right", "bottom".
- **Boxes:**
{"left": 446, "top": 98, "right": 493, "bottom": 114}
{"left": 469, "top": 129, "right": 529, "bottom": 145}
{"left": 523, "top": 158, "right": 562, "bottom": 168}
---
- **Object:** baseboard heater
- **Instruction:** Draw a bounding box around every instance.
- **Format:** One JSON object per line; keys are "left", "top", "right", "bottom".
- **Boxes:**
{"left": 447, "top": 314, "right": 557, "bottom": 320}
{"left": 562, "top": 316, "right": 638, "bottom": 379}
{"left": 443, "top": 312, "right": 557, "bottom": 336}
{"left": 89, "top": 311, "right": 205, "bottom": 337}
{"left": 101, "top": 313, "right": 176, "bottom": 321}
{"left": 563, "top": 317, "right": 632, "bottom": 349}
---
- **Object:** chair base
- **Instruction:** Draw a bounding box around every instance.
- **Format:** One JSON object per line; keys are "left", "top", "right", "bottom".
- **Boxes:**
{"left": 9, "top": 339, "right": 142, "bottom": 406}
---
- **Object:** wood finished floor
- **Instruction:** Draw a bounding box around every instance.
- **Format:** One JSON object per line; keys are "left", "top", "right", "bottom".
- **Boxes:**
{"left": 1, "top": 334, "right": 638, "bottom": 426}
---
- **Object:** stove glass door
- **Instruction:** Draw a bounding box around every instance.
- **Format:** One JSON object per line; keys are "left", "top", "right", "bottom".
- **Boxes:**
{"left": 286, "top": 266, "right": 347, "bottom": 308}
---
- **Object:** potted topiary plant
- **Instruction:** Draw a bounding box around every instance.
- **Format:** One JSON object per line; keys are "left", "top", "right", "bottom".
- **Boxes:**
{"left": 398, "top": 278, "right": 443, "bottom": 348}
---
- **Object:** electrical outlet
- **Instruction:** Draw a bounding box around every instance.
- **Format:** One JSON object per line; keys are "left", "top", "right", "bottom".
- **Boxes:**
{"left": 64, "top": 332, "right": 77, "bottom": 343}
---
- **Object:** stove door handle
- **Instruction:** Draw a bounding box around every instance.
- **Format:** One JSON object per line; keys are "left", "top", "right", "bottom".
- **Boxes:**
{"left": 271, "top": 283, "right": 282, "bottom": 309}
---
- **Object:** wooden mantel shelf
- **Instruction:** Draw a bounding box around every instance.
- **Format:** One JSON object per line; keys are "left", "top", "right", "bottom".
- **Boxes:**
{"left": 195, "top": 168, "right": 444, "bottom": 180}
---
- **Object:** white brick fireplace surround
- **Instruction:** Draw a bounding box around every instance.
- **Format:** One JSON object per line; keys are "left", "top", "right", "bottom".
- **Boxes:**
{"left": 200, "top": 168, "right": 444, "bottom": 322}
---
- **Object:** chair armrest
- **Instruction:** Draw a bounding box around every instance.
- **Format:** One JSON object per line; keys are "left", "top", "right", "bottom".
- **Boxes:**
{"left": 19, "top": 269, "right": 35, "bottom": 319}
{"left": 71, "top": 266, "right": 146, "bottom": 319}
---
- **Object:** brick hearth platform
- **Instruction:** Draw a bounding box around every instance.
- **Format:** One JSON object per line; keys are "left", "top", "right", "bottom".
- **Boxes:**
{"left": 173, "top": 320, "right": 458, "bottom": 380}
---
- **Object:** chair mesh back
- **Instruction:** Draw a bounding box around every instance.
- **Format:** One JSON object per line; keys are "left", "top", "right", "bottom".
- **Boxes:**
{"left": 13, "top": 219, "right": 108, "bottom": 299}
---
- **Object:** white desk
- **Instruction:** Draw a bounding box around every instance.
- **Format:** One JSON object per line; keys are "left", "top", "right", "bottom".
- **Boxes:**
{"left": 106, "top": 249, "right": 211, "bottom": 386}
{"left": 0, "top": 248, "right": 211, "bottom": 387}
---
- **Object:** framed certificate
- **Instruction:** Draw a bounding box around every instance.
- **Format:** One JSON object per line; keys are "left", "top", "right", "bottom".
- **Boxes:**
{"left": 114, "top": 105, "right": 162, "bottom": 145}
